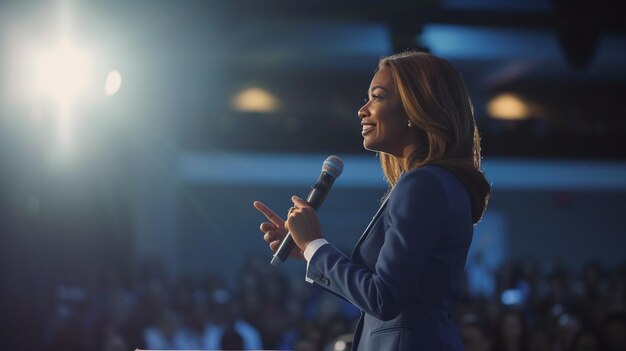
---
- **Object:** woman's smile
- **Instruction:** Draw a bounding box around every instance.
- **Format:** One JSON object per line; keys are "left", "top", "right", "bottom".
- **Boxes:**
{"left": 361, "top": 122, "right": 376, "bottom": 136}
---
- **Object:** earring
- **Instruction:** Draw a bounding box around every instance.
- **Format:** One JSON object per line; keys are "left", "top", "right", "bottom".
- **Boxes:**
{"left": 407, "top": 121, "right": 413, "bottom": 128}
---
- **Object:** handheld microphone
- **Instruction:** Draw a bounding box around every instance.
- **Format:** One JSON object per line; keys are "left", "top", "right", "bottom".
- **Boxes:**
{"left": 270, "top": 155, "right": 344, "bottom": 266}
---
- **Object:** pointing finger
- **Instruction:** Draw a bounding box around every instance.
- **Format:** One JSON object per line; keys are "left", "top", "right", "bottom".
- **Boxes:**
{"left": 253, "top": 201, "right": 285, "bottom": 227}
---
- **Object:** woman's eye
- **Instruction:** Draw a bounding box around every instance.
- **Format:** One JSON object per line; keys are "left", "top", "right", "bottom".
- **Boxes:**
{"left": 364, "top": 95, "right": 383, "bottom": 103}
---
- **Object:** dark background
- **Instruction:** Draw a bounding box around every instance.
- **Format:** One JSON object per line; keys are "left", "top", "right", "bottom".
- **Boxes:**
{"left": 1, "top": 0, "right": 625, "bottom": 350}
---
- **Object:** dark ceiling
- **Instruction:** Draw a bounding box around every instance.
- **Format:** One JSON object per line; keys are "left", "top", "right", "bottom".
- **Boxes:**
{"left": 1, "top": 0, "right": 625, "bottom": 159}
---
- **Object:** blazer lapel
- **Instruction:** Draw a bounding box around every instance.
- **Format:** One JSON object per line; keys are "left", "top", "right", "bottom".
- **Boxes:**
{"left": 351, "top": 196, "right": 389, "bottom": 260}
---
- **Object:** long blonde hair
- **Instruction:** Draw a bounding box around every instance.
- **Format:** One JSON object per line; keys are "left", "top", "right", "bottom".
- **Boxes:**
{"left": 378, "top": 51, "right": 490, "bottom": 223}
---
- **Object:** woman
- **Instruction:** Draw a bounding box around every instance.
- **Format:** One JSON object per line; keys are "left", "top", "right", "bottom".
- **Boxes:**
{"left": 254, "top": 51, "right": 490, "bottom": 350}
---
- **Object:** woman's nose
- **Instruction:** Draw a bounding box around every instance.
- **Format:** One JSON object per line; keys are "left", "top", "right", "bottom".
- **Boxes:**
{"left": 358, "top": 104, "right": 368, "bottom": 119}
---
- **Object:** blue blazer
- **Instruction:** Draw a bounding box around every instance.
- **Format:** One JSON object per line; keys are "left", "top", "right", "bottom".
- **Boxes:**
{"left": 306, "top": 165, "right": 473, "bottom": 350}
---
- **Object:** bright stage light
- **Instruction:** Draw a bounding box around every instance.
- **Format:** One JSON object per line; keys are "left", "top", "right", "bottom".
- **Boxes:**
{"left": 2, "top": 3, "right": 119, "bottom": 169}
{"left": 232, "top": 87, "right": 279, "bottom": 113}
{"left": 31, "top": 39, "right": 95, "bottom": 108}
{"left": 26, "top": 39, "right": 97, "bottom": 159}
{"left": 105, "top": 70, "right": 122, "bottom": 96}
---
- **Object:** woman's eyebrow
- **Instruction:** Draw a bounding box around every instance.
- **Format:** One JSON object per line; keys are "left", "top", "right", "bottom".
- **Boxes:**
{"left": 368, "top": 85, "right": 389, "bottom": 94}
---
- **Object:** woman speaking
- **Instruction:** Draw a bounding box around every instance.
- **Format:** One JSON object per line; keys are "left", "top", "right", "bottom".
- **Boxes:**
{"left": 254, "top": 51, "right": 490, "bottom": 350}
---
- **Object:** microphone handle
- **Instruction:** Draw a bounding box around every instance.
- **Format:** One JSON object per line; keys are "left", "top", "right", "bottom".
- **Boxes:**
{"left": 270, "top": 173, "right": 335, "bottom": 266}
{"left": 306, "top": 172, "right": 334, "bottom": 209}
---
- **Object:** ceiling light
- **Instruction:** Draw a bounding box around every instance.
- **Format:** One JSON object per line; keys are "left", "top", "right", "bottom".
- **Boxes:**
{"left": 232, "top": 87, "right": 279, "bottom": 113}
{"left": 487, "top": 93, "right": 530, "bottom": 120}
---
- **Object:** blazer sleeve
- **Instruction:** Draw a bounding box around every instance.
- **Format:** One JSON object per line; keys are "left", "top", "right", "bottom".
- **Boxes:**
{"left": 306, "top": 169, "right": 449, "bottom": 321}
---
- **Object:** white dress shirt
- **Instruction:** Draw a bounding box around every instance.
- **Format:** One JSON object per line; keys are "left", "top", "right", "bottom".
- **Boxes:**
{"left": 303, "top": 238, "right": 328, "bottom": 283}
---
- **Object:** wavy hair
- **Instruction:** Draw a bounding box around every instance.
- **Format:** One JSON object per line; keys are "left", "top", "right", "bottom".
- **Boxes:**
{"left": 378, "top": 51, "right": 490, "bottom": 223}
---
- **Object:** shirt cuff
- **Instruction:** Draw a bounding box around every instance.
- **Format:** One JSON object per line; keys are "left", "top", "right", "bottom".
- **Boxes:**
{"left": 304, "top": 239, "right": 328, "bottom": 283}
{"left": 304, "top": 238, "right": 329, "bottom": 261}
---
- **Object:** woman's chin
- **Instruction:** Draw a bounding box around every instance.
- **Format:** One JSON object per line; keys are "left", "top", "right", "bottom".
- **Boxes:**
{"left": 363, "top": 138, "right": 383, "bottom": 153}
{"left": 362, "top": 141, "right": 376, "bottom": 152}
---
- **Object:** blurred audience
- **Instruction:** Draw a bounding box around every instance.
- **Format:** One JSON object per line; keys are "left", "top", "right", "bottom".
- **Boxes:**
{"left": 460, "top": 313, "right": 493, "bottom": 351}
{"left": 493, "top": 308, "right": 529, "bottom": 351}
{"left": 42, "top": 256, "right": 626, "bottom": 350}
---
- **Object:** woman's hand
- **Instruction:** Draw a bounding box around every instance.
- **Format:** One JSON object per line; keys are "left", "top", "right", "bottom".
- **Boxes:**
{"left": 253, "top": 201, "right": 304, "bottom": 260}
{"left": 285, "top": 196, "right": 323, "bottom": 251}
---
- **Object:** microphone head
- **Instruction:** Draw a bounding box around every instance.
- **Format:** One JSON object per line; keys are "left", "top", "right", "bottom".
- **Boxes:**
{"left": 322, "top": 155, "right": 344, "bottom": 180}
